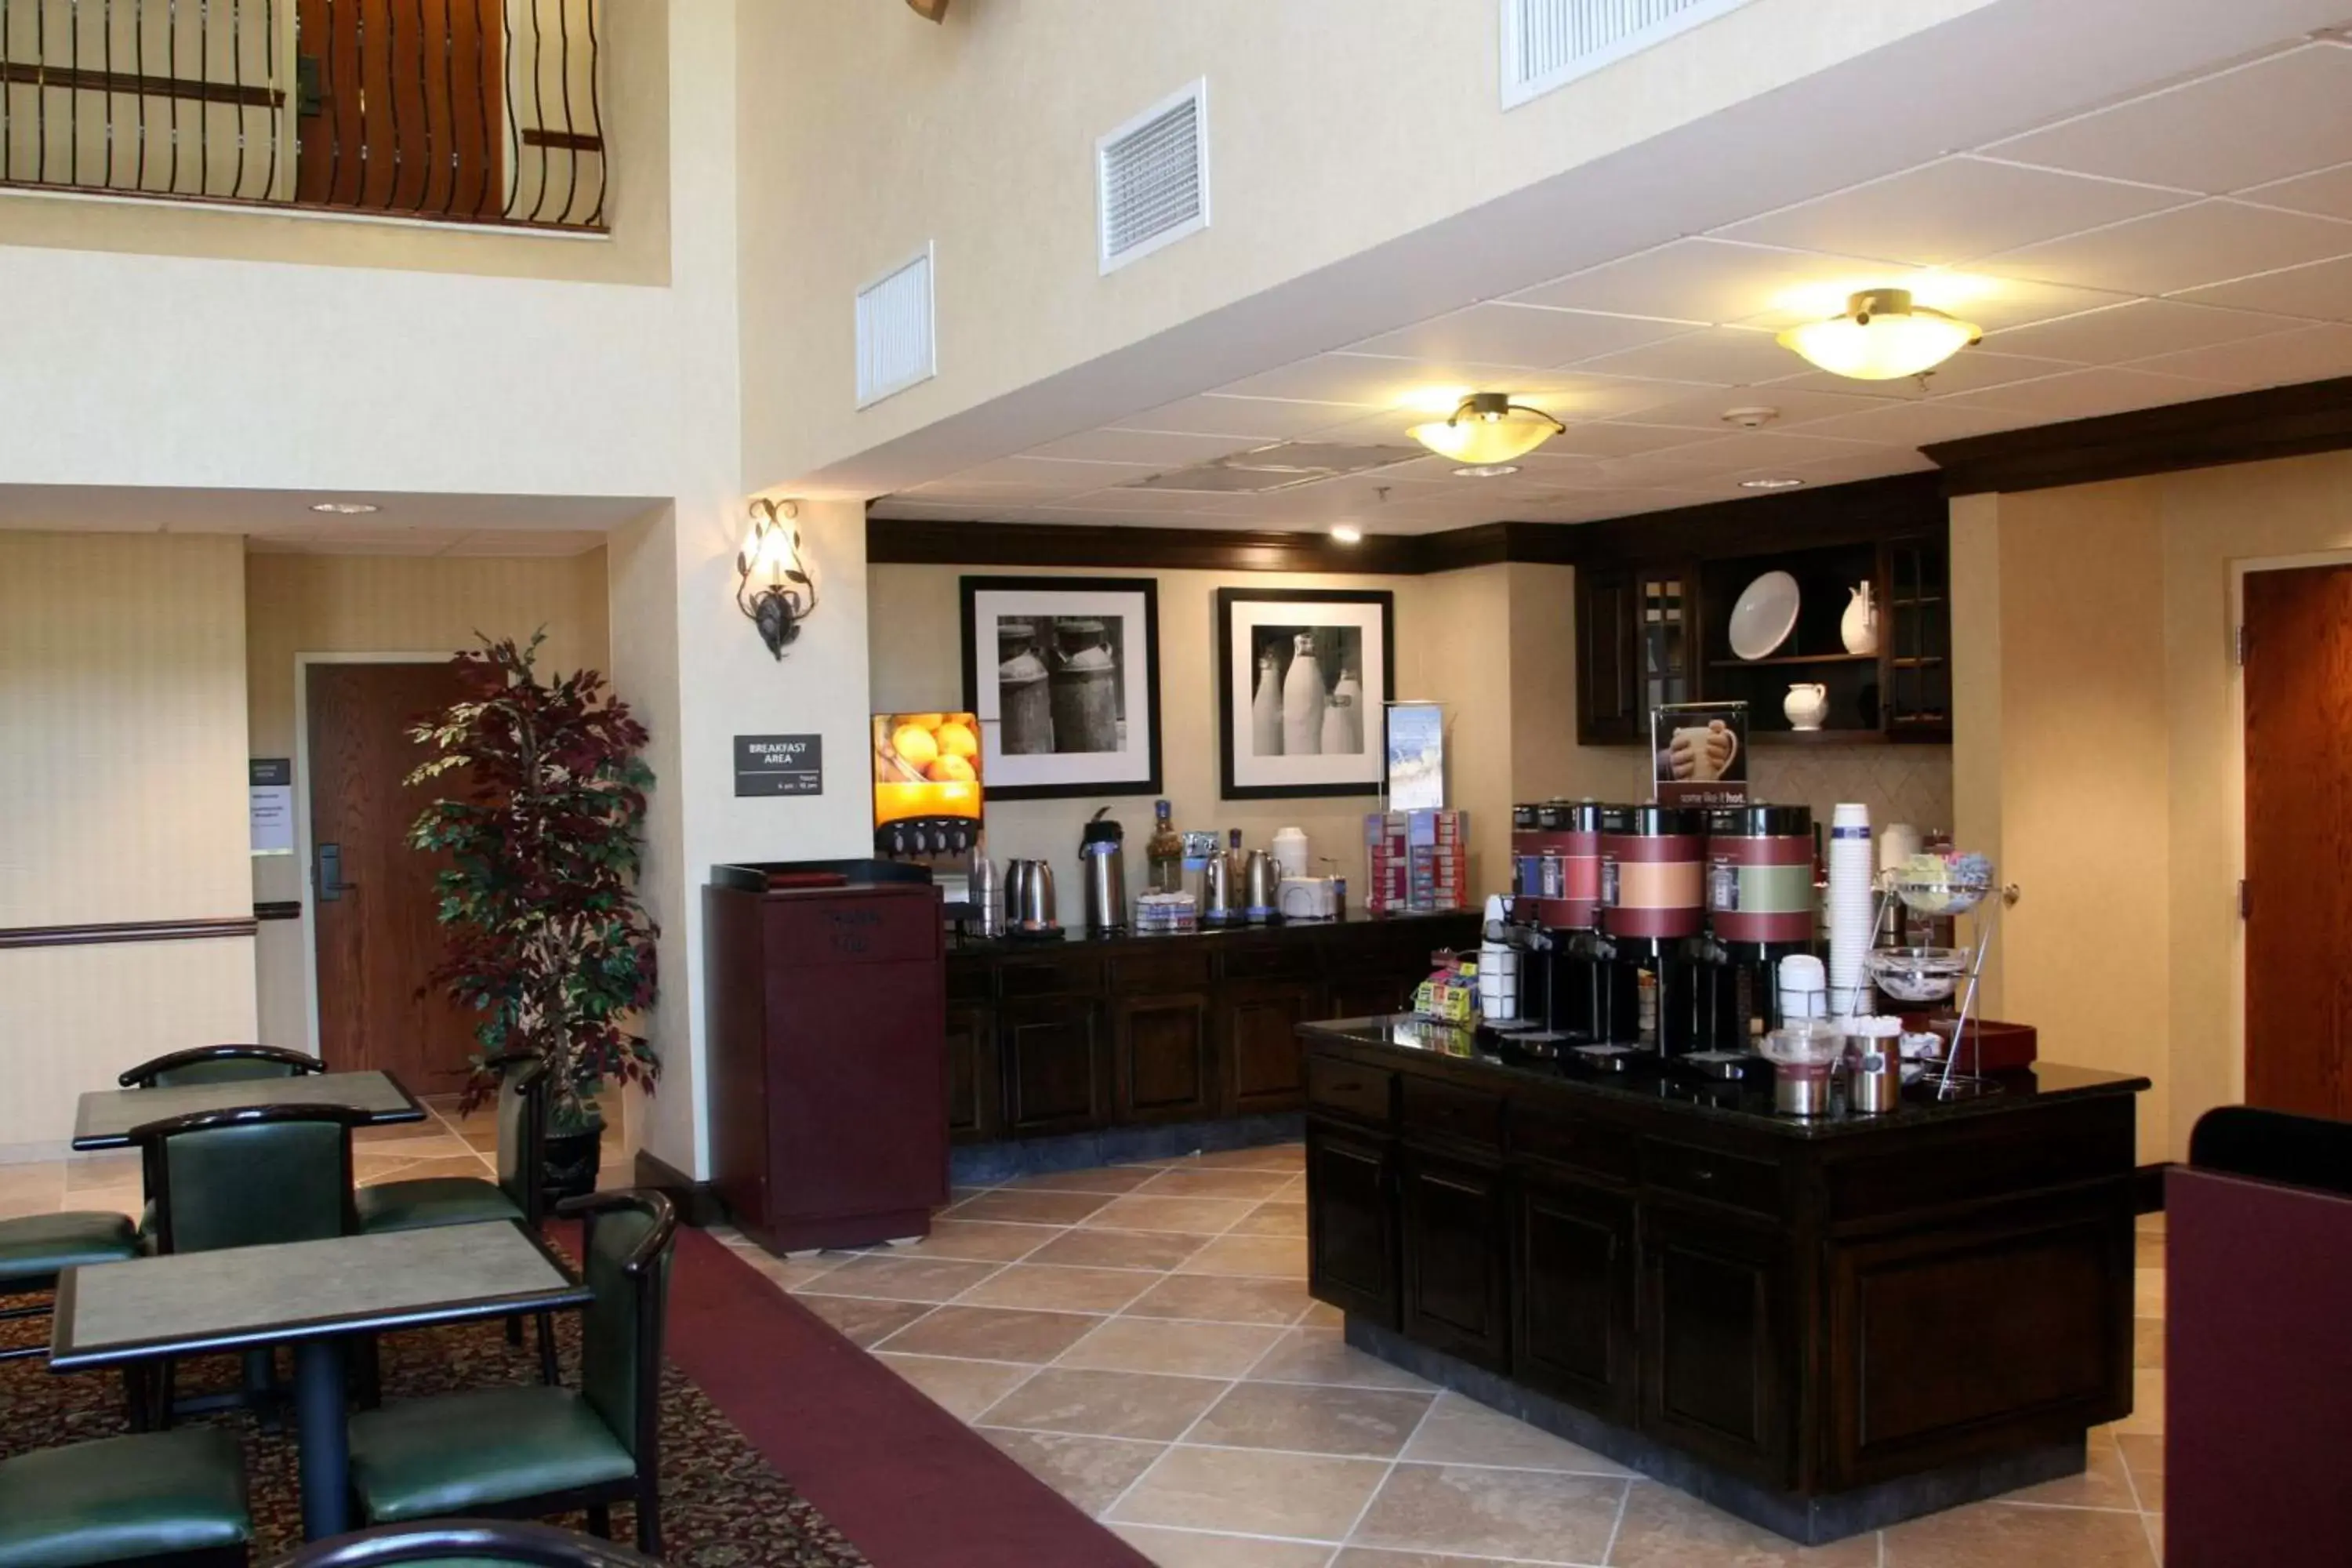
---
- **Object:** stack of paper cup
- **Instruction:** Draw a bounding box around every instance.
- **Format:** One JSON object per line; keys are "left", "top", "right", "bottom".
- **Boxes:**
{"left": 1777, "top": 953, "right": 1827, "bottom": 1022}
{"left": 1828, "top": 803, "right": 1876, "bottom": 1016}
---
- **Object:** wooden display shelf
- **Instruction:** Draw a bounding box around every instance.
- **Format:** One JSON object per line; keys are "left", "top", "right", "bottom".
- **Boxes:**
{"left": 1707, "top": 651, "right": 1879, "bottom": 669}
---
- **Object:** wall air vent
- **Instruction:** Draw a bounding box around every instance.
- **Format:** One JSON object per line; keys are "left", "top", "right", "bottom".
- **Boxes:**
{"left": 1121, "top": 441, "right": 1425, "bottom": 495}
{"left": 1502, "top": 0, "right": 1758, "bottom": 109}
{"left": 1098, "top": 79, "right": 1210, "bottom": 274}
{"left": 856, "top": 245, "right": 937, "bottom": 409}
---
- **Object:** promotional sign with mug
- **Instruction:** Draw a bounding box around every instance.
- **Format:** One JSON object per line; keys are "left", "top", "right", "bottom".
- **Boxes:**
{"left": 1652, "top": 701, "right": 1749, "bottom": 809}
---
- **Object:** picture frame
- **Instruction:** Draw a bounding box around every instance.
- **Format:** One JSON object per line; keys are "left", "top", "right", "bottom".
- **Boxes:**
{"left": 1216, "top": 587, "right": 1397, "bottom": 800}
{"left": 960, "top": 575, "right": 1163, "bottom": 800}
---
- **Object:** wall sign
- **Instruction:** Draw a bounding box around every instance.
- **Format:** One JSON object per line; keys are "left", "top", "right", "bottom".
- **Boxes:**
{"left": 735, "top": 735, "right": 824, "bottom": 797}
{"left": 249, "top": 758, "right": 295, "bottom": 855}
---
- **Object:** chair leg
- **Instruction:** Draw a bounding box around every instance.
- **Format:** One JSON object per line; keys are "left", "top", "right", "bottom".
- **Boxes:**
{"left": 155, "top": 1357, "right": 177, "bottom": 1430}
{"left": 506, "top": 1313, "right": 524, "bottom": 1348}
{"left": 352, "top": 1335, "right": 382, "bottom": 1410}
{"left": 122, "top": 1366, "right": 150, "bottom": 1432}
{"left": 535, "top": 1310, "right": 558, "bottom": 1385}
{"left": 636, "top": 1479, "right": 662, "bottom": 1557}
{"left": 586, "top": 1503, "right": 612, "bottom": 1539}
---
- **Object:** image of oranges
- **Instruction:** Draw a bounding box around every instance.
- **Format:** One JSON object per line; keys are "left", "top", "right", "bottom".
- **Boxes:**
{"left": 935, "top": 720, "right": 979, "bottom": 759}
{"left": 924, "top": 754, "right": 977, "bottom": 783}
{"left": 891, "top": 724, "right": 940, "bottom": 768}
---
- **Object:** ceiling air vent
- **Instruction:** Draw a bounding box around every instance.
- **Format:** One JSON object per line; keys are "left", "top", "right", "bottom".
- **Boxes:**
{"left": 1502, "top": 0, "right": 1757, "bottom": 109}
{"left": 1098, "top": 79, "right": 1209, "bottom": 274}
{"left": 1121, "top": 441, "right": 1425, "bottom": 495}
{"left": 855, "top": 245, "right": 937, "bottom": 409}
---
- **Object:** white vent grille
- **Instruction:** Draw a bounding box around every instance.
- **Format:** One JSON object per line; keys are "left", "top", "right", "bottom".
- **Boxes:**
{"left": 1502, "top": 0, "right": 1757, "bottom": 108}
{"left": 855, "top": 245, "right": 937, "bottom": 409}
{"left": 1098, "top": 80, "right": 1209, "bottom": 274}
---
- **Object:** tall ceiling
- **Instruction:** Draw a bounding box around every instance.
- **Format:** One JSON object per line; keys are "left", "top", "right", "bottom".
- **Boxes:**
{"left": 873, "top": 34, "right": 2352, "bottom": 535}
{"left": 0, "top": 486, "right": 651, "bottom": 554}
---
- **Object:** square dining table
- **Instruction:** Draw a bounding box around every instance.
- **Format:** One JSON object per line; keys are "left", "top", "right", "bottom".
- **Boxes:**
{"left": 71, "top": 1069, "right": 426, "bottom": 1150}
{"left": 49, "top": 1221, "right": 593, "bottom": 1541}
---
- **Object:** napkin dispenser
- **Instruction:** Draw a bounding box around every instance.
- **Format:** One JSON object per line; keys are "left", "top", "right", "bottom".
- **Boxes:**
{"left": 1278, "top": 876, "right": 1339, "bottom": 921}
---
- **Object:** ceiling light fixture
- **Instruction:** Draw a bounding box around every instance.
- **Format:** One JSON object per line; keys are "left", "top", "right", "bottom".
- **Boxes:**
{"left": 1408, "top": 392, "right": 1564, "bottom": 466}
{"left": 1450, "top": 463, "right": 1523, "bottom": 479}
{"left": 1330, "top": 524, "right": 1364, "bottom": 545}
{"left": 1741, "top": 477, "right": 1806, "bottom": 491}
{"left": 1777, "top": 289, "right": 1980, "bottom": 381}
{"left": 309, "top": 501, "right": 380, "bottom": 515}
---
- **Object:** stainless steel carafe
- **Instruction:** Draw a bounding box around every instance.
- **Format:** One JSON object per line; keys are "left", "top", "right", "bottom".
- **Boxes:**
{"left": 1242, "top": 850, "right": 1279, "bottom": 924}
{"left": 1201, "top": 849, "right": 1237, "bottom": 926}
{"left": 968, "top": 848, "right": 1004, "bottom": 938}
{"left": 1014, "top": 858, "right": 1059, "bottom": 934}
{"left": 1080, "top": 808, "right": 1127, "bottom": 935}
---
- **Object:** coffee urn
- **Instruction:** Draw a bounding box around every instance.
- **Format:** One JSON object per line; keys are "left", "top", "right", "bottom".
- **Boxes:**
{"left": 1080, "top": 808, "right": 1127, "bottom": 935}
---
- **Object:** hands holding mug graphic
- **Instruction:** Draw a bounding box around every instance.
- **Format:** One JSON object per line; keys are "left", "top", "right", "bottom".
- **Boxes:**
{"left": 1667, "top": 720, "right": 1739, "bottom": 783}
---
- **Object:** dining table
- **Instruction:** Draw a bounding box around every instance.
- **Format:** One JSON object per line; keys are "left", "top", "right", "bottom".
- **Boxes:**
{"left": 71, "top": 1069, "right": 426, "bottom": 1150}
{"left": 48, "top": 1220, "right": 593, "bottom": 1541}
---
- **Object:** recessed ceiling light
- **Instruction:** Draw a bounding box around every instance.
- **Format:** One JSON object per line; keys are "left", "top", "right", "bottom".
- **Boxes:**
{"left": 1451, "top": 463, "right": 1523, "bottom": 479}
{"left": 1741, "top": 477, "right": 1806, "bottom": 490}
{"left": 1330, "top": 524, "right": 1364, "bottom": 545}
{"left": 309, "top": 501, "right": 381, "bottom": 515}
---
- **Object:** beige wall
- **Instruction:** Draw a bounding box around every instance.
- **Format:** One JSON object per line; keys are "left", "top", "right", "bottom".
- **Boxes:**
{"left": 241, "top": 547, "right": 612, "bottom": 1052}
{"left": 0, "top": 532, "right": 255, "bottom": 1155}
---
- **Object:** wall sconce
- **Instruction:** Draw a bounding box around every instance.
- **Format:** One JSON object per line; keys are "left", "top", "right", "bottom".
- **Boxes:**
{"left": 737, "top": 499, "right": 818, "bottom": 659}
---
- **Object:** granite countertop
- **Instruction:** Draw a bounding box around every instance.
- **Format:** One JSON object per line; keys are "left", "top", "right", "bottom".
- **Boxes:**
{"left": 1301, "top": 1015, "right": 2149, "bottom": 1139}
{"left": 946, "top": 908, "right": 1477, "bottom": 956}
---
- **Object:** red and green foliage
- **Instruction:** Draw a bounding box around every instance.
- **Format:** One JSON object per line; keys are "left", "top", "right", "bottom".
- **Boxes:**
{"left": 407, "top": 633, "right": 659, "bottom": 1131}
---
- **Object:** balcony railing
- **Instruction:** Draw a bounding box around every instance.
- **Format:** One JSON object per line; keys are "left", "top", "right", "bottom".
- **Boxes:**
{"left": 0, "top": 0, "right": 606, "bottom": 230}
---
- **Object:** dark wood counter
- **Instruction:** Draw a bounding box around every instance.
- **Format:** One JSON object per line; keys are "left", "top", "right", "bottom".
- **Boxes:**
{"left": 1301, "top": 1015, "right": 2147, "bottom": 1544}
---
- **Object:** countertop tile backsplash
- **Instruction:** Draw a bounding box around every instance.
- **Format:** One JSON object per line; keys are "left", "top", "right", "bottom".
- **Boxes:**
{"left": 1750, "top": 745, "right": 1955, "bottom": 842}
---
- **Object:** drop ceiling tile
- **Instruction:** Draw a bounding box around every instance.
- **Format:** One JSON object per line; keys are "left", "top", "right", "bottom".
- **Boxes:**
{"left": 1109, "top": 395, "right": 1376, "bottom": 438}
{"left": 1620, "top": 384, "right": 1900, "bottom": 433}
{"left": 1020, "top": 506, "right": 1236, "bottom": 528}
{"left": 1212, "top": 353, "right": 1527, "bottom": 406}
{"left": 1505, "top": 238, "right": 1882, "bottom": 326}
{"left": 1345, "top": 304, "right": 1692, "bottom": 367}
{"left": 1981, "top": 43, "right": 2352, "bottom": 196}
{"left": 1729, "top": 272, "right": 2134, "bottom": 334}
{"left": 1715, "top": 156, "right": 2192, "bottom": 267}
{"left": 901, "top": 477, "right": 1069, "bottom": 503}
{"left": 1533, "top": 423, "right": 1725, "bottom": 459}
{"left": 1731, "top": 449, "right": 1939, "bottom": 485}
{"left": 1024, "top": 428, "right": 1266, "bottom": 465}
{"left": 2239, "top": 162, "right": 2352, "bottom": 223}
{"left": 944, "top": 455, "right": 1161, "bottom": 491}
{"left": 1982, "top": 298, "right": 2314, "bottom": 363}
{"left": 2176, "top": 253, "right": 2352, "bottom": 322}
{"left": 1060, "top": 485, "right": 1230, "bottom": 511}
{"left": 1940, "top": 365, "right": 2239, "bottom": 419}
{"left": 1975, "top": 200, "right": 2352, "bottom": 297}
{"left": 1646, "top": 431, "right": 1893, "bottom": 473}
{"left": 1791, "top": 397, "right": 2037, "bottom": 448}
{"left": 1566, "top": 327, "right": 1809, "bottom": 387}
{"left": 2122, "top": 323, "right": 2352, "bottom": 387}
{"left": 868, "top": 499, "right": 1037, "bottom": 522}
{"left": 1767, "top": 348, "right": 2082, "bottom": 400}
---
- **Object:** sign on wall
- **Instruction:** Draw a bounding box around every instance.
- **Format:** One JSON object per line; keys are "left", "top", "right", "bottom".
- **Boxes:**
{"left": 249, "top": 758, "right": 295, "bottom": 855}
{"left": 735, "top": 735, "right": 824, "bottom": 797}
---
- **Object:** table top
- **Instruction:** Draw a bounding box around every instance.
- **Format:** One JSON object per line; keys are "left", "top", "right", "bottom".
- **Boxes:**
{"left": 49, "top": 1221, "right": 589, "bottom": 1370}
{"left": 71, "top": 1069, "right": 425, "bottom": 1149}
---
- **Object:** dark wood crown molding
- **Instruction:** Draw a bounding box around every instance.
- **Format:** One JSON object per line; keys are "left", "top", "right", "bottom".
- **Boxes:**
{"left": 1926, "top": 376, "right": 2352, "bottom": 496}
{"left": 0, "top": 915, "right": 260, "bottom": 951}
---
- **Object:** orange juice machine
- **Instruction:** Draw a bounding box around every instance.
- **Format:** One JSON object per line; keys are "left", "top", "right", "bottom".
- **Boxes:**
{"left": 873, "top": 712, "right": 984, "bottom": 919}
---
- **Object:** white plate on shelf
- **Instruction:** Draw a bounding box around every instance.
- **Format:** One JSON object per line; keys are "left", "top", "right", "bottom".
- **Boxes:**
{"left": 1728, "top": 571, "right": 1801, "bottom": 660}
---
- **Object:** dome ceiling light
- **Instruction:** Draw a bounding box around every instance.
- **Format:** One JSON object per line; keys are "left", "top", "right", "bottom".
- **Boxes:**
{"left": 1777, "top": 289, "right": 1981, "bottom": 381}
{"left": 1407, "top": 391, "right": 1564, "bottom": 468}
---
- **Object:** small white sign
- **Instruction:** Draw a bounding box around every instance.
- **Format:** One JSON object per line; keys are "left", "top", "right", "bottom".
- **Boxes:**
{"left": 250, "top": 758, "right": 295, "bottom": 855}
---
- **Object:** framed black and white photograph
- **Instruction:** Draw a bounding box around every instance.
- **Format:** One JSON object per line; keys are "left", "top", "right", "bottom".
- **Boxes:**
{"left": 960, "top": 575, "right": 1162, "bottom": 800}
{"left": 1216, "top": 587, "right": 1396, "bottom": 800}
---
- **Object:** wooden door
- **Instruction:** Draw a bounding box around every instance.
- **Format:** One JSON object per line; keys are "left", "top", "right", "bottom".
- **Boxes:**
{"left": 1399, "top": 1148, "right": 1510, "bottom": 1371}
{"left": 307, "top": 661, "right": 477, "bottom": 1092}
{"left": 1219, "top": 978, "right": 1319, "bottom": 1115}
{"left": 1514, "top": 1171, "right": 1638, "bottom": 1423}
{"left": 1639, "top": 1205, "right": 1791, "bottom": 1486}
{"left": 295, "top": 0, "right": 503, "bottom": 214}
{"left": 1111, "top": 992, "right": 1215, "bottom": 1124}
{"left": 2244, "top": 564, "right": 2352, "bottom": 1120}
{"left": 1577, "top": 567, "right": 1640, "bottom": 744}
{"left": 999, "top": 998, "right": 1106, "bottom": 1135}
{"left": 1305, "top": 1120, "right": 1398, "bottom": 1327}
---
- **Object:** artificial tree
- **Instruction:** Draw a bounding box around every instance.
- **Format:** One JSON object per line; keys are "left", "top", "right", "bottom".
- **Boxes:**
{"left": 407, "top": 633, "right": 659, "bottom": 1179}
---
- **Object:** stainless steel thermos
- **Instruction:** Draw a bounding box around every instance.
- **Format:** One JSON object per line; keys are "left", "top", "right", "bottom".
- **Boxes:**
{"left": 968, "top": 846, "right": 1003, "bottom": 938}
{"left": 1080, "top": 808, "right": 1127, "bottom": 935}
{"left": 1004, "top": 858, "right": 1060, "bottom": 935}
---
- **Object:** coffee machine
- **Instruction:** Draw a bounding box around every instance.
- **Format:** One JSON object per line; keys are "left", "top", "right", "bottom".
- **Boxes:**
{"left": 1674, "top": 805, "right": 1817, "bottom": 1076}
{"left": 1502, "top": 802, "right": 1631, "bottom": 1056}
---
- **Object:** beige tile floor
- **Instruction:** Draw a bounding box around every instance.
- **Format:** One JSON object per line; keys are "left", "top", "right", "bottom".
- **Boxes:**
{"left": 720, "top": 1144, "right": 2172, "bottom": 1568}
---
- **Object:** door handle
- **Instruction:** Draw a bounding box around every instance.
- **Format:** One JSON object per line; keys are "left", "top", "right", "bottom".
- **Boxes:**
{"left": 318, "top": 843, "right": 356, "bottom": 901}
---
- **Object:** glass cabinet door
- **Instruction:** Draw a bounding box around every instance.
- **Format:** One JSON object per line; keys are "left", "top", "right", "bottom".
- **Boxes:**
{"left": 1641, "top": 572, "right": 1693, "bottom": 718}
{"left": 1884, "top": 539, "right": 1951, "bottom": 739}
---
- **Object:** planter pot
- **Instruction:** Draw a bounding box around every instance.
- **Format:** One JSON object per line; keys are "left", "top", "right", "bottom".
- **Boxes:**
{"left": 543, "top": 1125, "right": 604, "bottom": 1203}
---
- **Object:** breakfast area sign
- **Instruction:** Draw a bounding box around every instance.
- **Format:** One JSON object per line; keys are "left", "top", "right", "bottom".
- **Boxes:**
{"left": 1653, "top": 701, "right": 1749, "bottom": 809}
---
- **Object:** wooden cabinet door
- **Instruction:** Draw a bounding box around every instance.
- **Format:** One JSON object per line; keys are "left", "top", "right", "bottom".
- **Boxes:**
{"left": 1220, "top": 979, "right": 1319, "bottom": 1115}
{"left": 1577, "top": 567, "right": 1641, "bottom": 745}
{"left": 1401, "top": 1149, "right": 1510, "bottom": 1371}
{"left": 1882, "top": 534, "right": 1953, "bottom": 742}
{"left": 1112, "top": 991, "right": 1216, "bottom": 1124}
{"left": 946, "top": 1003, "right": 1000, "bottom": 1145}
{"left": 1305, "top": 1120, "right": 1398, "bottom": 1327}
{"left": 1640, "top": 1206, "right": 1792, "bottom": 1486}
{"left": 1514, "top": 1171, "right": 1638, "bottom": 1424}
{"left": 1000, "top": 998, "right": 1106, "bottom": 1136}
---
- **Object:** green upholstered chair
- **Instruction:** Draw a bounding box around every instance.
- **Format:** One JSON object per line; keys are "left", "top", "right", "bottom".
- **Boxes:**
{"left": 275, "top": 1519, "right": 662, "bottom": 1566}
{"left": 119, "top": 1044, "right": 325, "bottom": 1088}
{"left": 0, "top": 1211, "right": 140, "bottom": 1365}
{"left": 347, "top": 1192, "right": 677, "bottom": 1556}
{"left": 356, "top": 1056, "right": 547, "bottom": 1235}
{"left": 0, "top": 1425, "right": 252, "bottom": 1567}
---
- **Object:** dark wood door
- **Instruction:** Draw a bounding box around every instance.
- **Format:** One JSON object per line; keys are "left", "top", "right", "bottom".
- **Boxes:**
{"left": 1000, "top": 998, "right": 1106, "bottom": 1135}
{"left": 1221, "top": 979, "right": 1319, "bottom": 1115}
{"left": 1639, "top": 1205, "right": 1791, "bottom": 1486}
{"left": 295, "top": 0, "right": 503, "bottom": 214}
{"left": 1305, "top": 1120, "right": 1397, "bottom": 1327}
{"left": 1514, "top": 1171, "right": 1638, "bottom": 1423}
{"left": 2245, "top": 564, "right": 2352, "bottom": 1120}
{"left": 307, "top": 660, "right": 476, "bottom": 1092}
{"left": 1112, "top": 992, "right": 1215, "bottom": 1123}
{"left": 946, "top": 1002, "right": 1000, "bottom": 1144}
{"left": 1399, "top": 1148, "right": 1510, "bottom": 1371}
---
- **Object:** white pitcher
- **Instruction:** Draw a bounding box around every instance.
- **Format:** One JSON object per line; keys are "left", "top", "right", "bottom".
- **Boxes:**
{"left": 1841, "top": 581, "right": 1879, "bottom": 656}
{"left": 1784, "top": 682, "right": 1830, "bottom": 731}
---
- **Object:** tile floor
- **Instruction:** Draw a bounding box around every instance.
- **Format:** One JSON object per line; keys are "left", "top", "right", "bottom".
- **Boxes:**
{"left": 720, "top": 1143, "right": 2172, "bottom": 1568}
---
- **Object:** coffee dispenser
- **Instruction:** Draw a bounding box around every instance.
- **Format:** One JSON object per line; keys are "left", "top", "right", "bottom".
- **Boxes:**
{"left": 1592, "top": 804, "right": 1708, "bottom": 1066}
{"left": 1505, "top": 801, "right": 1635, "bottom": 1054}
{"left": 1679, "top": 805, "right": 1817, "bottom": 1076}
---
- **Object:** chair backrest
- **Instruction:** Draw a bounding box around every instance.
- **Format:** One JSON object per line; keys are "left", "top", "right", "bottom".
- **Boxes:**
{"left": 132, "top": 1104, "right": 371, "bottom": 1253}
{"left": 273, "top": 1519, "right": 664, "bottom": 1566}
{"left": 2188, "top": 1105, "right": 2352, "bottom": 1197}
{"left": 121, "top": 1044, "right": 325, "bottom": 1088}
{"left": 568, "top": 1189, "right": 677, "bottom": 1462}
{"left": 488, "top": 1055, "right": 550, "bottom": 1225}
